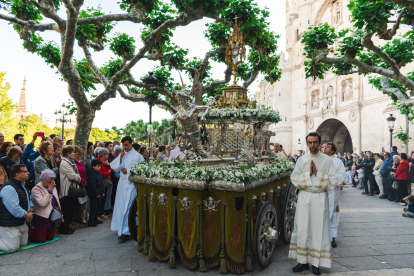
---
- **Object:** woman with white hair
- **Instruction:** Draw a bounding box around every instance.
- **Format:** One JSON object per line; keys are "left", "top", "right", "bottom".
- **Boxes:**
{"left": 28, "top": 169, "right": 61, "bottom": 242}
{"left": 96, "top": 148, "right": 112, "bottom": 218}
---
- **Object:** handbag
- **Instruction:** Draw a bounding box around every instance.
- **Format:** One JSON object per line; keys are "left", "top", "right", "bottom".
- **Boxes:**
{"left": 68, "top": 181, "right": 86, "bottom": 198}
{"left": 392, "top": 181, "right": 399, "bottom": 190}
{"left": 103, "top": 178, "right": 112, "bottom": 188}
{"left": 78, "top": 194, "right": 89, "bottom": 205}
{"left": 50, "top": 206, "right": 64, "bottom": 225}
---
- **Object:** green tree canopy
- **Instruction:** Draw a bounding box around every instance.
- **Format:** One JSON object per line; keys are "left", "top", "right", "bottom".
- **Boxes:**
{"left": 0, "top": 0, "right": 281, "bottom": 161}
{"left": 301, "top": 0, "right": 414, "bottom": 116}
{"left": 0, "top": 72, "right": 18, "bottom": 140}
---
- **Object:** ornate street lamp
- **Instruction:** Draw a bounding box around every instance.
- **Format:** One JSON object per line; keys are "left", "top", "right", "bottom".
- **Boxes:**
{"left": 143, "top": 72, "right": 159, "bottom": 162}
{"left": 386, "top": 114, "right": 396, "bottom": 152}
{"left": 54, "top": 103, "right": 71, "bottom": 142}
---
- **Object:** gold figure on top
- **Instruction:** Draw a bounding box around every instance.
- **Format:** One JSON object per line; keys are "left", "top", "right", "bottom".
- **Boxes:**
{"left": 225, "top": 15, "right": 246, "bottom": 85}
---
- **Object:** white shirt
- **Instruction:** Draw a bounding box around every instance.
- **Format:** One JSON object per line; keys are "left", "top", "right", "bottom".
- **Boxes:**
{"left": 168, "top": 147, "right": 185, "bottom": 161}
{"left": 330, "top": 155, "right": 347, "bottom": 186}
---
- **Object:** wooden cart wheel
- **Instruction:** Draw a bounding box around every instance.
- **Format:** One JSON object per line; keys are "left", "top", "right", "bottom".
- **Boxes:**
{"left": 281, "top": 181, "right": 298, "bottom": 244}
{"left": 253, "top": 201, "right": 278, "bottom": 269}
{"left": 128, "top": 196, "right": 138, "bottom": 242}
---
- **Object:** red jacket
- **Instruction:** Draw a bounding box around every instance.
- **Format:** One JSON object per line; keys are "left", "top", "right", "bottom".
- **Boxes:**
{"left": 97, "top": 157, "right": 113, "bottom": 185}
{"left": 395, "top": 159, "right": 409, "bottom": 181}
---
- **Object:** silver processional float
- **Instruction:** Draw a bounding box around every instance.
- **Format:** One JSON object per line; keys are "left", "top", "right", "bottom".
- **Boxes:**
{"left": 127, "top": 17, "right": 299, "bottom": 274}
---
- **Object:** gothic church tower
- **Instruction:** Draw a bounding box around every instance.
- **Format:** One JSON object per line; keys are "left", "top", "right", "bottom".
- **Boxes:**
{"left": 16, "top": 76, "right": 29, "bottom": 120}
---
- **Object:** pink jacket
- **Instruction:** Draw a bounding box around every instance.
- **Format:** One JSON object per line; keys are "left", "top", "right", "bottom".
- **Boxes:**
{"left": 74, "top": 158, "right": 87, "bottom": 186}
{"left": 32, "top": 182, "right": 61, "bottom": 219}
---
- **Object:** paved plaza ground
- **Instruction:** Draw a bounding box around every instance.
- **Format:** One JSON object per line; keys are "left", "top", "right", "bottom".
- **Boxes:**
{"left": 1, "top": 185, "right": 414, "bottom": 275}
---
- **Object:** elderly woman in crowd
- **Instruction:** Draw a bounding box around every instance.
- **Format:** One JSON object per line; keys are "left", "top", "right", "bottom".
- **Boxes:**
{"left": 59, "top": 146, "right": 82, "bottom": 234}
{"left": 74, "top": 146, "right": 89, "bottom": 224}
{"left": 388, "top": 155, "right": 400, "bottom": 202}
{"left": 34, "top": 142, "right": 59, "bottom": 191}
{"left": 0, "top": 147, "right": 25, "bottom": 178}
{"left": 395, "top": 153, "right": 410, "bottom": 203}
{"left": 53, "top": 142, "right": 62, "bottom": 168}
{"left": 373, "top": 153, "right": 384, "bottom": 197}
{"left": 96, "top": 148, "right": 112, "bottom": 217}
{"left": 28, "top": 169, "right": 60, "bottom": 243}
{"left": 0, "top": 142, "right": 13, "bottom": 158}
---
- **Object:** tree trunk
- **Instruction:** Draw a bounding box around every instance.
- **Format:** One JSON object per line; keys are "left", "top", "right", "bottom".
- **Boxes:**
{"left": 406, "top": 114, "right": 409, "bottom": 154}
{"left": 74, "top": 108, "right": 95, "bottom": 162}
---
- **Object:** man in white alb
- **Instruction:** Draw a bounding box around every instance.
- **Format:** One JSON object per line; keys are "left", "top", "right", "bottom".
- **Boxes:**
{"left": 323, "top": 143, "right": 346, "bottom": 248}
{"left": 169, "top": 134, "right": 185, "bottom": 161}
{"left": 110, "top": 136, "right": 144, "bottom": 242}
{"left": 289, "top": 132, "right": 338, "bottom": 275}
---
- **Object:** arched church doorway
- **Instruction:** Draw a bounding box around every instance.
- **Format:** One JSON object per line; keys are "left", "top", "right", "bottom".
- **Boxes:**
{"left": 316, "top": 119, "right": 353, "bottom": 154}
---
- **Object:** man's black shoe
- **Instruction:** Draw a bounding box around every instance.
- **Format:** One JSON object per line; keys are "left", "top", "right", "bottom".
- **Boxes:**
{"left": 58, "top": 227, "right": 73, "bottom": 235}
{"left": 312, "top": 266, "right": 321, "bottom": 275}
{"left": 94, "top": 220, "right": 103, "bottom": 225}
{"left": 88, "top": 222, "right": 97, "bottom": 227}
{"left": 379, "top": 195, "right": 388, "bottom": 199}
{"left": 118, "top": 234, "right": 131, "bottom": 243}
{"left": 331, "top": 238, "right": 337, "bottom": 248}
{"left": 292, "top": 263, "right": 309, "bottom": 272}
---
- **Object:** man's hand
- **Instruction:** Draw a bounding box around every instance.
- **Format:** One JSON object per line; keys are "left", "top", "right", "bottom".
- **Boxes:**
{"left": 120, "top": 149, "right": 126, "bottom": 160}
{"left": 312, "top": 161, "right": 317, "bottom": 175}
{"left": 29, "top": 207, "right": 33, "bottom": 212}
{"left": 24, "top": 211, "right": 33, "bottom": 223}
{"left": 310, "top": 162, "right": 314, "bottom": 176}
{"left": 121, "top": 168, "right": 128, "bottom": 174}
{"left": 310, "top": 160, "right": 317, "bottom": 176}
{"left": 96, "top": 195, "right": 100, "bottom": 198}
{"left": 31, "top": 132, "right": 38, "bottom": 144}
{"left": 103, "top": 193, "right": 105, "bottom": 197}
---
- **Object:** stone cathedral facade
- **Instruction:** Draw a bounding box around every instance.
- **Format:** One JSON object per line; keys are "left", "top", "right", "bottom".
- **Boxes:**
{"left": 256, "top": 0, "right": 414, "bottom": 154}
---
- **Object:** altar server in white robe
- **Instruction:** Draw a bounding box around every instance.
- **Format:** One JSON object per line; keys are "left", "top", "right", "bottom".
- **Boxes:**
{"left": 110, "top": 136, "right": 144, "bottom": 242}
{"left": 324, "top": 143, "right": 346, "bottom": 248}
{"left": 289, "top": 132, "right": 338, "bottom": 275}
{"left": 169, "top": 133, "right": 185, "bottom": 161}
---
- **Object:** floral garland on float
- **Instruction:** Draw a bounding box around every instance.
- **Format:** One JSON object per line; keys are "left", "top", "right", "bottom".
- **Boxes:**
{"left": 199, "top": 105, "right": 281, "bottom": 124}
{"left": 130, "top": 159, "right": 295, "bottom": 186}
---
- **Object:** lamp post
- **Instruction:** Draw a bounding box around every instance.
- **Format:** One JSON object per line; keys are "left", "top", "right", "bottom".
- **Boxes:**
{"left": 386, "top": 114, "right": 396, "bottom": 152}
{"left": 143, "top": 72, "right": 159, "bottom": 161}
{"left": 54, "top": 103, "right": 71, "bottom": 142}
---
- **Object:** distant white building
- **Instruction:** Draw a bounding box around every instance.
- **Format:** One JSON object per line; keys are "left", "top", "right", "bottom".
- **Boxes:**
{"left": 255, "top": 0, "right": 414, "bottom": 154}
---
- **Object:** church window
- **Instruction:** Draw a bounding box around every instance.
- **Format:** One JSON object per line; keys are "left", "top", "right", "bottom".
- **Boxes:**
{"left": 296, "top": 29, "right": 300, "bottom": 41}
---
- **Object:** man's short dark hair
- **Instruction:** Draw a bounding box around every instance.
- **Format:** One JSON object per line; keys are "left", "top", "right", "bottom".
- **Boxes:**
{"left": 407, "top": 195, "right": 414, "bottom": 202}
{"left": 91, "top": 159, "right": 102, "bottom": 167}
{"left": 132, "top": 143, "right": 140, "bottom": 151}
{"left": 306, "top": 132, "right": 321, "bottom": 143}
{"left": 392, "top": 146, "right": 398, "bottom": 152}
{"left": 10, "top": 164, "right": 26, "bottom": 178}
{"left": 401, "top": 153, "right": 408, "bottom": 160}
{"left": 385, "top": 152, "right": 391, "bottom": 158}
{"left": 280, "top": 144, "right": 283, "bottom": 149}
{"left": 49, "top": 134, "right": 56, "bottom": 139}
{"left": 121, "top": 136, "right": 133, "bottom": 144}
{"left": 66, "top": 139, "right": 73, "bottom": 145}
{"left": 14, "top": 134, "right": 23, "bottom": 141}
{"left": 105, "top": 142, "right": 112, "bottom": 148}
{"left": 326, "top": 142, "right": 337, "bottom": 154}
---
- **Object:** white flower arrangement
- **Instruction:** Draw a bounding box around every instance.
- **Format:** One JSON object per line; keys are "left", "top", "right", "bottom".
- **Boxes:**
{"left": 199, "top": 105, "right": 281, "bottom": 124}
{"left": 130, "top": 160, "right": 295, "bottom": 186}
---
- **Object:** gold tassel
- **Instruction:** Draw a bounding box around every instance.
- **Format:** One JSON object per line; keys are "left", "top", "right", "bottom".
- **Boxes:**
{"left": 168, "top": 252, "right": 176, "bottom": 268}
{"left": 246, "top": 255, "right": 253, "bottom": 272}
{"left": 219, "top": 258, "right": 228, "bottom": 274}
{"left": 227, "top": 263, "right": 245, "bottom": 275}
{"left": 143, "top": 242, "right": 149, "bottom": 255}
{"left": 199, "top": 258, "right": 208, "bottom": 272}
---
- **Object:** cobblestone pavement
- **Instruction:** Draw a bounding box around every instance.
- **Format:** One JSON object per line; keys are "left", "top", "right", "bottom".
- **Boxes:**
{"left": 1, "top": 185, "right": 414, "bottom": 275}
